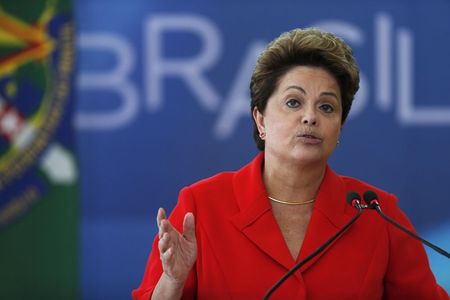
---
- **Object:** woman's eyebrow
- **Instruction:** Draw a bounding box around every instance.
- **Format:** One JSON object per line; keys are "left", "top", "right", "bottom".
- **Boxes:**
{"left": 320, "top": 91, "right": 339, "bottom": 100}
{"left": 285, "top": 85, "right": 339, "bottom": 100}
{"left": 284, "top": 85, "right": 306, "bottom": 94}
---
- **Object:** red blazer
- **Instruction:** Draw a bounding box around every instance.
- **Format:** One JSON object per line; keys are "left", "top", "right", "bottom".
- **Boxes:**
{"left": 133, "top": 153, "right": 448, "bottom": 300}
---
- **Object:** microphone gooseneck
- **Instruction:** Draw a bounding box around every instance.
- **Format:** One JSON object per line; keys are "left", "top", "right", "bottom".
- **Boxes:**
{"left": 363, "top": 190, "right": 450, "bottom": 259}
{"left": 263, "top": 191, "right": 363, "bottom": 300}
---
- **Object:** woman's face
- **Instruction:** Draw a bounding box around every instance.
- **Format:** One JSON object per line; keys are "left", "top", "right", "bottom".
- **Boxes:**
{"left": 253, "top": 66, "right": 342, "bottom": 165}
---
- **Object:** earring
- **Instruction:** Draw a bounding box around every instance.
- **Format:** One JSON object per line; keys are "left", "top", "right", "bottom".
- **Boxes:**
{"left": 259, "top": 131, "right": 266, "bottom": 139}
{"left": 337, "top": 140, "right": 340, "bottom": 145}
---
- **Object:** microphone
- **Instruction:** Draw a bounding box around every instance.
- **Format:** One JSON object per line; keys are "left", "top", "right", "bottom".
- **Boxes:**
{"left": 263, "top": 191, "right": 364, "bottom": 300}
{"left": 363, "top": 190, "right": 450, "bottom": 259}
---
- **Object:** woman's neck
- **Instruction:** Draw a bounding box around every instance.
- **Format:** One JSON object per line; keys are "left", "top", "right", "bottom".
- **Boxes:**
{"left": 262, "top": 152, "right": 326, "bottom": 204}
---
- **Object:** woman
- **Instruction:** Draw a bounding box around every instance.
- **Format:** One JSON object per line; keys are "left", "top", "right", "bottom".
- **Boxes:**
{"left": 133, "top": 28, "right": 448, "bottom": 299}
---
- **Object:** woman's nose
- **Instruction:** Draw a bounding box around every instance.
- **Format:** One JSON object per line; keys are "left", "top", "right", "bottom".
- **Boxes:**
{"left": 301, "top": 109, "right": 318, "bottom": 126}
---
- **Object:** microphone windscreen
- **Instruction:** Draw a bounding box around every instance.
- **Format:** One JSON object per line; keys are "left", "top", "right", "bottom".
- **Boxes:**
{"left": 363, "top": 190, "right": 379, "bottom": 206}
{"left": 346, "top": 191, "right": 361, "bottom": 206}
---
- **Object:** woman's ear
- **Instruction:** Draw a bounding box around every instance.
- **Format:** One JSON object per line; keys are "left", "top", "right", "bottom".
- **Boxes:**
{"left": 252, "top": 107, "right": 265, "bottom": 134}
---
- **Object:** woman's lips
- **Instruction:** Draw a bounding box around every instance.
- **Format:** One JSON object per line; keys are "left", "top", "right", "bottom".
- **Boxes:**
{"left": 297, "top": 134, "right": 322, "bottom": 144}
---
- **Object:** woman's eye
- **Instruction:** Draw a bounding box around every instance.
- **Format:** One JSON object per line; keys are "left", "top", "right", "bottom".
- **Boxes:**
{"left": 320, "top": 104, "right": 334, "bottom": 113}
{"left": 286, "top": 99, "right": 300, "bottom": 108}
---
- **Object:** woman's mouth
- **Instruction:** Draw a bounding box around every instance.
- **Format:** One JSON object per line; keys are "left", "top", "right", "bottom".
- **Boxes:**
{"left": 297, "top": 134, "right": 322, "bottom": 144}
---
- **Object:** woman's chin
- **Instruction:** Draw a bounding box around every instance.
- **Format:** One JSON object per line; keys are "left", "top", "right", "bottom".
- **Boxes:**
{"left": 290, "top": 148, "right": 328, "bottom": 164}
{"left": 266, "top": 145, "right": 328, "bottom": 166}
{"left": 287, "top": 149, "right": 325, "bottom": 165}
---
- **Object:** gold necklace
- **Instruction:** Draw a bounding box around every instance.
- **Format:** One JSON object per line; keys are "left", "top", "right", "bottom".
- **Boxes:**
{"left": 268, "top": 196, "right": 315, "bottom": 205}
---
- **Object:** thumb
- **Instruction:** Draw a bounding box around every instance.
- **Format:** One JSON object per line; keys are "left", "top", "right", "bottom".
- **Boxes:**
{"left": 182, "top": 212, "right": 196, "bottom": 242}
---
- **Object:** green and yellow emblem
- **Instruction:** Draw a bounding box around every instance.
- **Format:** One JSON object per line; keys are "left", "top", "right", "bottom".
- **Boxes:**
{"left": 0, "top": 0, "right": 76, "bottom": 225}
{"left": 0, "top": 0, "right": 78, "bottom": 298}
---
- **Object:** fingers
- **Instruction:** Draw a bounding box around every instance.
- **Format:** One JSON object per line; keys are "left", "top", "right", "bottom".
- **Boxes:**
{"left": 157, "top": 208, "right": 178, "bottom": 256}
{"left": 158, "top": 233, "right": 175, "bottom": 267}
{"left": 158, "top": 209, "right": 195, "bottom": 241}
{"left": 157, "top": 211, "right": 195, "bottom": 254}
{"left": 157, "top": 208, "right": 166, "bottom": 228}
{"left": 182, "top": 212, "right": 196, "bottom": 242}
{"left": 158, "top": 232, "right": 171, "bottom": 255}
{"left": 157, "top": 211, "right": 197, "bottom": 282}
{"left": 157, "top": 208, "right": 173, "bottom": 239}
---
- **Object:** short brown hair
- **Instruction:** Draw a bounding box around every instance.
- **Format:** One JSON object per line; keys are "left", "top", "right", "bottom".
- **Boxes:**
{"left": 250, "top": 28, "right": 360, "bottom": 150}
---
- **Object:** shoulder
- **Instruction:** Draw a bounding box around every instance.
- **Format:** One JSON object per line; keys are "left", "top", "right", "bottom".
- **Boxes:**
{"left": 177, "top": 170, "right": 237, "bottom": 209}
{"left": 187, "top": 171, "right": 235, "bottom": 194}
{"left": 182, "top": 153, "right": 262, "bottom": 204}
{"left": 173, "top": 153, "right": 263, "bottom": 218}
{"left": 168, "top": 171, "right": 237, "bottom": 224}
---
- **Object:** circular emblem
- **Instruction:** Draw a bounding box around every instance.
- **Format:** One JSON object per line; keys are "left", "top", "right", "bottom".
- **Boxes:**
{"left": 0, "top": 1, "right": 77, "bottom": 227}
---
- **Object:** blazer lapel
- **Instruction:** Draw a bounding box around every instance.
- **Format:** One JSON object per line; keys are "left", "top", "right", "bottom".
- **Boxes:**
{"left": 297, "top": 166, "right": 356, "bottom": 272}
{"left": 230, "top": 153, "right": 297, "bottom": 272}
{"left": 230, "top": 154, "right": 356, "bottom": 278}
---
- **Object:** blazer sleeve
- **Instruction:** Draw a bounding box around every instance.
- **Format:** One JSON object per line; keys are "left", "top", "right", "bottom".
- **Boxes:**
{"left": 382, "top": 193, "right": 449, "bottom": 300}
{"left": 132, "top": 187, "right": 198, "bottom": 300}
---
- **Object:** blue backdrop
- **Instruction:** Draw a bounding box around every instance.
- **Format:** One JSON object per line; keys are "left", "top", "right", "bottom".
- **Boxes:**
{"left": 75, "top": 0, "right": 450, "bottom": 299}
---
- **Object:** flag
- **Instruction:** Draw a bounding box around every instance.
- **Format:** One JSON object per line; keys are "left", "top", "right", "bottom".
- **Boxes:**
{"left": 0, "top": 0, "right": 78, "bottom": 298}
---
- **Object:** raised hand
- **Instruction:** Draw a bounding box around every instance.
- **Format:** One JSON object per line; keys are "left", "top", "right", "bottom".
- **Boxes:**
{"left": 157, "top": 208, "right": 197, "bottom": 285}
